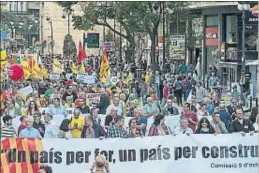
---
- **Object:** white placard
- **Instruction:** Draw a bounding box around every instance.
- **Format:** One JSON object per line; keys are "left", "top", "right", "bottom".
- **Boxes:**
{"left": 19, "top": 85, "right": 33, "bottom": 97}
{"left": 50, "top": 72, "right": 60, "bottom": 80}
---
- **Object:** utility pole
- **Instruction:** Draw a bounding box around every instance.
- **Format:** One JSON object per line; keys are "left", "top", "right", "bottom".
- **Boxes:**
{"left": 162, "top": 2, "right": 166, "bottom": 65}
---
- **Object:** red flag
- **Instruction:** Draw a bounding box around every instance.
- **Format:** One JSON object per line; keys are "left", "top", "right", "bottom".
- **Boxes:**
{"left": 78, "top": 41, "right": 86, "bottom": 63}
{"left": 1, "top": 138, "right": 43, "bottom": 173}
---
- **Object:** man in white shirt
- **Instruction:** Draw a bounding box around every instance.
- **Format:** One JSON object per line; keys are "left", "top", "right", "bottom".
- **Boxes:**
{"left": 106, "top": 97, "right": 123, "bottom": 116}
{"left": 172, "top": 118, "right": 193, "bottom": 135}
{"left": 44, "top": 113, "right": 59, "bottom": 138}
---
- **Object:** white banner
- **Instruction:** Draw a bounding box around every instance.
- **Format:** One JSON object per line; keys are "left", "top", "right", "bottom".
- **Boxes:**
{"left": 77, "top": 73, "right": 95, "bottom": 84}
{"left": 41, "top": 135, "right": 258, "bottom": 173}
{"left": 49, "top": 72, "right": 60, "bottom": 80}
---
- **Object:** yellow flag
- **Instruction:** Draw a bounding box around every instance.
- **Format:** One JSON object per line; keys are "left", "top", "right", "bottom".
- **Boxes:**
{"left": 21, "top": 59, "right": 31, "bottom": 80}
{"left": 145, "top": 72, "right": 152, "bottom": 85}
{"left": 79, "top": 64, "right": 85, "bottom": 73}
{"left": 53, "top": 59, "right": 63, "bottom": 73}
{"left": 31, "top": 63, "right": 43, "bottom": 80}
{"left": 99, "top": 49, "right": 110, "bottom": 84}
{"left": 72, "top": 62, "right": 78, "bottom": 74}
{"left": 42, "top": 68, "right": 49, "bottom": 78}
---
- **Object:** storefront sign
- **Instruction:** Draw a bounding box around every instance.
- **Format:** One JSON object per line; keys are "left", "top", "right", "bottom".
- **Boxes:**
{"left": 169, "top": 34, "right": 186, "bottom": 60}
{"left": 205, "top": 27, "right": 218, "bottom": 46}
{"left": 87, "top": 33, "right": 99, "bottom": 48}
{"left": 246, "top": 3, "right": 259, "bottom": 25}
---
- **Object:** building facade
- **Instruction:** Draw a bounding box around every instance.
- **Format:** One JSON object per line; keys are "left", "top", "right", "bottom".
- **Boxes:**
{"left": 196, "top": 2, "right": 258, "bottom": 97}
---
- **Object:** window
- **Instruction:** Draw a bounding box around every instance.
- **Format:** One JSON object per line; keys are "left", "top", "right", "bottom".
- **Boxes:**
{"left": 205, "top": 16, "right": 218, "bottom": 27}
{"left": 169, "top": 12, "right": 186, "bottom": 34}
{"left": 226, "top": 15, "right": 237, "bottom": 43}
{"left": 20, "top": 2, "right": 24, "bottom": 12}
{"left": 205, "top": 46, "right": 217, "bottom": 73}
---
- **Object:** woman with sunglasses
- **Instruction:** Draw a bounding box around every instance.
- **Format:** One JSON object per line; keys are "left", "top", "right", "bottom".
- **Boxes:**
{"left": 195, "top": 117, "right": 215, "bottom": 134}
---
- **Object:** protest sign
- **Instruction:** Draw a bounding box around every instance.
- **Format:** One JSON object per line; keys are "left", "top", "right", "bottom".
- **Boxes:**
{"left": 19, "top": 85, "right": 33, "bottom": 97}
{"left": 86, "top": 93, "right": 100, "bottom": 107}
{"left": 1, "top": 135, "right": 257, "bottom": 173}
{"left": 77, "top": 73, "right": 95, "bottom": 84}
{"left": 49, "top": 72, "right": 60, "bottom": 80}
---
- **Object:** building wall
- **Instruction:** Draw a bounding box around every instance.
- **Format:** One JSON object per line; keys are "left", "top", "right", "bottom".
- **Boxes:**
{"left": 42, "top": 2, "right": 117, "bottom": 55}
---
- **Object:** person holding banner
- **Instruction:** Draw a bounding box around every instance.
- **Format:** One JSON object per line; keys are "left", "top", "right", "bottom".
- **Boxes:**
{"left": 19, "top": 116, "right": 42, "bottom": 138}
{"left": 107, "top": 116, "right": 128, "bottom": 138}
{"left": 172, "top": 118, "right": 193, "bottom": 135}
{"left": 148, "top": 114, "right": 170, "bottom": 136}
{"left": 68, "top": 108, "right": 84, "bottom": 138}
{"left": 181, "top": 103, "right": 198, "bottom": 132}
{"left": 229, "top": 107, "right": 255, "bottom": 134}
{"left": 195, "top": 117, "right": 215, "bottom": 134}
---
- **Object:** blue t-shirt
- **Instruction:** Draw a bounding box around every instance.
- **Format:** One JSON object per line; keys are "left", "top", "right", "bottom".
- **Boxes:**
{"left": 19, "top": 127, "right": 41, "bottom": 138}
{"left": 137, "top": 117, "right": 147, "bottom": 134}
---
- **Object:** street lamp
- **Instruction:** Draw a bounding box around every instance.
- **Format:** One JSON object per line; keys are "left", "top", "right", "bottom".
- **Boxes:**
{"left": 46, "top": 16, "right": 54, "bottom": 54}
{"left": 62, "top": 11, "right": 72, "bottom": 35}
{"left": 237, "top": 3, "right": 250, "bottom": 79}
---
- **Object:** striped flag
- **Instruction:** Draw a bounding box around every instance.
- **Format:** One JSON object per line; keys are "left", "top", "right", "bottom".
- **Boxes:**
{"left": 0, "top": 138, "right": 43, "bottom": 173}
{"left": 99, "top": 49, "right": 110, "bottom": 84}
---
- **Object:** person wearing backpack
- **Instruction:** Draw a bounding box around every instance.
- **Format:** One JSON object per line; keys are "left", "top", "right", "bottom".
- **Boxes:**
{"left": 173, "top": 77, "right": 183, "bottom": 106}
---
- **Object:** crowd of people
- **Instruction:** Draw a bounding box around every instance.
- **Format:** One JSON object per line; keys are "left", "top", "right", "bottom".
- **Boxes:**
{"left": 1, "top": 54, "right": 258, "bottom": 141}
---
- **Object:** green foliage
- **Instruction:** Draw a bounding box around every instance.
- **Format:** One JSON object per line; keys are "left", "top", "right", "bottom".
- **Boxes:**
{"left": 63, "top": 34, "right": 77, "bottom": 57}
{"left": 55, "top": 2, "right": 78, "bottom": 13}
{"left": 105, "top": 30, "right": 114, "bottom": 42}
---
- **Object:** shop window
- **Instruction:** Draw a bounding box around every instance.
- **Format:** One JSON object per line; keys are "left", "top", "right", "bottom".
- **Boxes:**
{"left": 226, "top": 15, "right": 237, "bottom": 43}
{"left": 205, "top": 46, "right": 217, "bottom": 73}
{"left": 205, "top": 16, "right": 218, "bottom": 27}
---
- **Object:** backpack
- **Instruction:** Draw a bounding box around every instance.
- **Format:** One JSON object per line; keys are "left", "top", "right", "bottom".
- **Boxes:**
{"left": 60, "top": 119, "right": 71, "bottom": 132}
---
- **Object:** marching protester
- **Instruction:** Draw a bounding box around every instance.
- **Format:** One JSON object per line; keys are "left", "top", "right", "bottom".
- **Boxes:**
{"left": 19, "top": 116, "right": 42, "bottom": 138}
{"left": 195, "top": 117, "right": 215, "bottom": 134}
{"left": 0, "top": 46, "right": 256, "bottom": 144}
{"left": 1, "top": 115, "right": 17, "bottom": 138}
{"left": 172, "top": 118, "right": 193, "bottom": 135}
{"left": 148, "top": 114, "right": 170, "bottom": 136}
{"left": 229, "top": 107, "right": 255, "bottom": 134}
{"left": 107, "top": 116, "right": 128, "bottom": 138}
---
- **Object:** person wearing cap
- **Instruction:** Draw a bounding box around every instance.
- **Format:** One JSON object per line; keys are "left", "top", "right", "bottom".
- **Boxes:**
{"left": 210, "top": 112, "right": 228, "bottom": 134}
{"left": 107, "top": 116, "right": 128, "bottom": 138}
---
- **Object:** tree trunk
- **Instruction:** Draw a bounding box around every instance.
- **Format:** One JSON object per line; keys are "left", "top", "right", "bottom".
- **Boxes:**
{"left": 150, "top": 27, "right": 159, "bottom": 71}
{"left": 124, "top": 38, "right": 135, "bottom": 63}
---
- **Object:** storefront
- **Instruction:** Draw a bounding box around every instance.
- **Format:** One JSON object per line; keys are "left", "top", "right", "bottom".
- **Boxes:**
{"left": 200, "top": 2, "right": 258, "bottom": 94}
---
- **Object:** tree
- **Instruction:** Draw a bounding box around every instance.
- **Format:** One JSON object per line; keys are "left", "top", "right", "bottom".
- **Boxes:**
{"left": 63, "top": 34, "right": 77, "bottom": 58}
{"left": 57, "top": 2, "right": 190, "bottom": 68}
